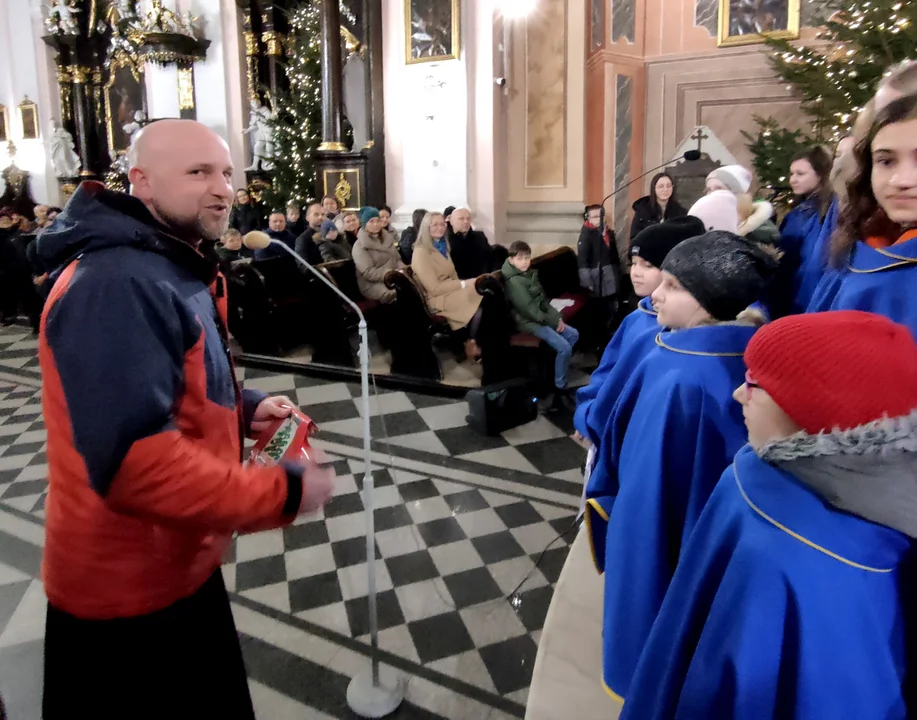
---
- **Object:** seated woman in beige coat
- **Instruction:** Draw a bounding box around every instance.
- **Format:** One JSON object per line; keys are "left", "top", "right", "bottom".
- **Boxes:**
{"left": 352, "top": 207, "right": 404, "bottom": 303}
{"left": 411, "top": 212, "right": 484, "bottom": 359}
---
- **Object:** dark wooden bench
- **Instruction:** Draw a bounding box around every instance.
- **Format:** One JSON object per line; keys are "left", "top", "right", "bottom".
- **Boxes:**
{"left": 224, "top": 256, "right": 354, "bottom": 365}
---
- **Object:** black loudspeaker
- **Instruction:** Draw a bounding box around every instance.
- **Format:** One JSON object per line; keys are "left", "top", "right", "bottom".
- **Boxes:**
{"left": 465, "top": 378, "right": 538, "bottom": 436}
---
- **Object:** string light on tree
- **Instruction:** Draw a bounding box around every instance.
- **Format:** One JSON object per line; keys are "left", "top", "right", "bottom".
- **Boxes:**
{"left": 745, "top": 0, "right": 917, "bottom": 207}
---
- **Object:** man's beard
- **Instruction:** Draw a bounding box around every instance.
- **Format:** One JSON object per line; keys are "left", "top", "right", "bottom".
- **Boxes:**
{"left": 151, "top": 199, "right": 228, "bottom": 244}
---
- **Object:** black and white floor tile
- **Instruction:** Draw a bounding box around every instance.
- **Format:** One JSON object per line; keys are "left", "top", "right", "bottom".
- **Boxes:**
{"left": 0, "top": 323, "right": 587, "bottom": 719}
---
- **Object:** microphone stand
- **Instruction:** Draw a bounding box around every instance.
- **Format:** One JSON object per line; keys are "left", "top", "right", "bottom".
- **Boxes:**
{"left": 262, "top": 240, "right": 404, "bottom": 717}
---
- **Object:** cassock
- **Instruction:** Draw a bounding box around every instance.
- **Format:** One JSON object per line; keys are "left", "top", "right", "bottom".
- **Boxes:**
{"left": 574, "top": 296, "right": 660, "bottom": 443}
{"left": 586, "top": 323, "right": 754, "bottom": 701}
{"left": 795, "top": 195, "right": 838, "bottom": 311}
{"left": 807, "top": 230, "right": 917, "bottom": 340}
{"left": 623, "top": 445, "right": 912, "bottom": 720}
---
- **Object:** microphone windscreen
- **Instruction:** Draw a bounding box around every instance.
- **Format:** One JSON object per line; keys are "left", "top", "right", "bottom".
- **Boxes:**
{"left": 243, "top": 230, "right": 272, "bottom": 250}
{"left": 683, "top": 149, "right": 702, "bottom": 161}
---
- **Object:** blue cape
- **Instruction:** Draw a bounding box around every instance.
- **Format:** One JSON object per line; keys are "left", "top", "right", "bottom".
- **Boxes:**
{"left": 574, "top": 296, "right": 659, "bottom": 441}
{"left": 807, "top": 237, "right": 917, "bottom": 340}
{"left": 778, "top": 198, "right": 827, "bottom": 315}
{"left": 795, "top": 195, "right": 837, "bottom": 311}
{"left": 623, "top": 446, "right": 912, "bottom": 720}
{"left": 586, "top": 323, "right": 755, "bottom": 700}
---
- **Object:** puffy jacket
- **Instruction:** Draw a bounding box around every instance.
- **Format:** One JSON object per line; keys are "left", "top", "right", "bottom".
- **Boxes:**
{"left": 577, "top": 223, "right": 620, "bottom": 297}
{"left": 228, "top": 202, "right": 263, "bottom": 235}
{"left": 352, "top": 227, "right": 403, "bottom": 302}
{"left": 36, "top": 182, "right": 303, "bottom": 620}
{"left": 502, "top": 258, "right": 562, "bottom": 333}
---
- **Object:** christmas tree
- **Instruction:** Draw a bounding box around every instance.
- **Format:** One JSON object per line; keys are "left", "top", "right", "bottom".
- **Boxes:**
{"left": 262, "top": 0, "right": 323, "bottom": 208}
{"left": 747, "top": 0, "right": 917, "bottom": 203}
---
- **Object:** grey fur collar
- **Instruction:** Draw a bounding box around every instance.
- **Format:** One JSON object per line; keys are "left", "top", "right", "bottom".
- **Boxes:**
{"left": 759, "top": 410, "right": 917, "bottom": 538}
{"left": 758, "top": 409, "right": 917, "bottom": 462}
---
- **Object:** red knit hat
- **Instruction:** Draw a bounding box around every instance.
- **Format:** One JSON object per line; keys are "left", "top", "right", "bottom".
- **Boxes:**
{"left": 745, "top": 311, "right": 917, "bottom": 434}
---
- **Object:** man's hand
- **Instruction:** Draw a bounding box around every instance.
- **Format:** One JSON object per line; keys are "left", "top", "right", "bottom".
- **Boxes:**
{"left": 33, "top": 273, "right": 48, "bottom": 286}
{"left": 557, "top": 318, "right": 566, "bottom": 332}
{"left": 299, "top": 449, "right": 336, "bottom": 514}
{"left": 250, "top": 395, "right": 295, "bottom": 435}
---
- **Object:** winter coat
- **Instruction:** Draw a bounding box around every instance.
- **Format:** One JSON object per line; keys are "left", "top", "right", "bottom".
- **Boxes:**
{"left": 739, "top": 201, "right": 781, "bottom": 246}
{"left": 316, "top": 233, "right": 353, "bottom": 262}
{"left": 448, "top": 228, "right": 492, "bottom": 279}
{"left": 411, "top": 241, "right": 483, "bottom": 330}
{"left": 629, "top": 197, "right": 687, "bottom": 242}
{"left": 293, "top": 227, "right": 324, "bottom": 266}
{"left": 352, "top": 227, "right": 403, "bottom": 302}
{"left": 399, "top": 226, "right": 417, "bottom": 264}
{"left": 34, "top": 182, "right": 301, "bottom": 620}
{"left": 229, "top": 203, "right": 263, "bottom": 235}
{"left": 577, "top": 223, "right": 621, "bottom": 297}
{"left": 501, "top": 258, "right": 562, "bottom": 333}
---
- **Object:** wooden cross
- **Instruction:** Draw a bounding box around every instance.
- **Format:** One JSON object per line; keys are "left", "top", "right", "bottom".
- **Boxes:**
{"left": 690, "top": 127, "right": 709, "bottom": 152}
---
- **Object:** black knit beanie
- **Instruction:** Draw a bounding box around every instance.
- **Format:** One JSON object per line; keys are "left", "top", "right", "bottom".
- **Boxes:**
{"left": 661, "top": 231, "right": 779, "bottom": 321}
{"left": 630, "top": 216, "right": 706, "bottom": 269}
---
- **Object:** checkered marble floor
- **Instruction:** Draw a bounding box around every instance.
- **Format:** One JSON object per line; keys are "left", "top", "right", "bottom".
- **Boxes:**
{"left": 0, "top": 324, "right": 588, "bottom": 718}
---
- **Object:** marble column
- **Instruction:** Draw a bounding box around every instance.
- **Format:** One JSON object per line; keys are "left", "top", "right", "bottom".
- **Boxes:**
{"left": 318, "top": 0, "right": 345, "bottom": 151}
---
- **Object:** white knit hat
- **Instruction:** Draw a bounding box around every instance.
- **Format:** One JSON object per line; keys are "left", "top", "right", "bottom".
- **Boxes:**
{"left": 689, "top": 190, "right": 739, "bottom": 233}
{"left": 706, "top": 165, "right": 753, "bottom": 194}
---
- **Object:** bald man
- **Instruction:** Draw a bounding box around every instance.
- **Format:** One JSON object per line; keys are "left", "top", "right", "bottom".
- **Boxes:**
{"left": 35, "top": 120, "right": 334, "bottom": 718}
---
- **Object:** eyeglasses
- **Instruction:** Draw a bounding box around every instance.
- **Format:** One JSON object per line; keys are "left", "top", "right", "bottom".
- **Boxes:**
{"left": 745, "top": 370, "right": 759, "bottom": 395}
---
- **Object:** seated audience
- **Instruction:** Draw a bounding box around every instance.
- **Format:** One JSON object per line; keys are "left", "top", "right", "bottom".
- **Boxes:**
{"left": 398, "top": 208, "right": 427, "bottom": 264}
{"left": 285, "top": 200, "right": 305, "bottom": 237}
{"left": 293, "top": 203, "right": 326, "bottom": 266}
{"left": 624, "top": 311, "right": 917, "bottom": 720}
{"left": 352, "top": 207, "right": 403, "bottom": 303}
{"left": 378, "top": 204, "right": 399, "bottom": 243}
{"left": 504, "top": 240, "right": 580, "bottom": 411}
{"left": 215, "top": 228, "right": 251, "bottom": 265}
{"left": 629, "top": 172, "right": 687, "bottom": 240}
{"left": 335, "top": 211, "right": 361, "bottom": 248}
{"left": 229, "top": 187, "right": 262, "bottom": 234}
{"left": 315, "top": 219, "right": 352, "bottom": 262}
{"left": 411, "top": 212, "right": 484, "bottom": 360}
{"left": 322, "top": 194, "right": 340, "bottom": 219}
{"left": 448, "top": 207, "right": 492, "bottom": 279}
{"left": 252, "top": 212, "right": 295, "bottom": 261}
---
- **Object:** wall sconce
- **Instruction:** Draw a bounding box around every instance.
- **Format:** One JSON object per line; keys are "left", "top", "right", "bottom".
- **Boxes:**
{"left": 494, "top": 0, "right": 538, "bottom": 94}
{"left": 19, "top": 97, "right": 39, "bottom": 140}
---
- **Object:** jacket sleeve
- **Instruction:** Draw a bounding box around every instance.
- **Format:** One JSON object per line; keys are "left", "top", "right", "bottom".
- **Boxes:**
{"left": 413, "top": 251, "right": 462, "bottom": 297}
{"left": 505, "top": 276, "right": 551, "bottom": 326}
{"left": 577, "top": 228, "right": 593, "bottom": 270}
{"left": 44, "top": 270, "right": 302, "bottom": 532}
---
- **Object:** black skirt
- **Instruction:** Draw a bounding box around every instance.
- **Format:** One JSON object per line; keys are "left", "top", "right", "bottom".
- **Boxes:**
{"left": 43, "top": 569, "right": 255, "bottom": 720}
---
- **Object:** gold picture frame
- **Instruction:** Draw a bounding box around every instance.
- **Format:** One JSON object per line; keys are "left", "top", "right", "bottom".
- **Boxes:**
{"left": 18, "top": 98, "right": 39, "bottom": 140}
{"left": 322, "top": 168, "right": 362, "bottom": 211}
{"left": 0, "top": 105, "right": 8, "bottom": 143}
{"left": 405, "top": 0, "right": 460, "bottom": 65}
{"left": 104, "top": 54, "right": 147, "bottom": 155}
{"left": 717, "top": 0, "right": 800, "bottom": 47}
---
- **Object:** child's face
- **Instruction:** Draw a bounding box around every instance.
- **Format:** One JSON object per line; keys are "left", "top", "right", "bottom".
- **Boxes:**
{"left": 705, "top": 178, "right": 728, "bottom": 194}
{"left": 629, "top": 256, "right": 662, "bottom": 297}
{"left": 222, "top": 233, "right": 242, "bottom": 251}
{"left": 325, "top": 228, "right": 339, "bottom": 241}
{"left": 651, "top": 271, "right": 712, "bottom": 329}
{"left": 586, "top": 209, "right": 602, "bottom": 226}
{"left": 733, "top": 376, "right": 801, "bottom": 452}
{"left": 872, "top": 119, "right": 917, "bottom": 227}
{"left": 510, "top": 254, "right": 532, "bottom": 272}
{"left": 344, "top": 214, "right": 360, "bottom": 233}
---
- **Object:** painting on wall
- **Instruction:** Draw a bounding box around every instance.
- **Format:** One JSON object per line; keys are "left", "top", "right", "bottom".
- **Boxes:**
{"left": 718, "top": 0, "right": 800, "bottom": 47}
{"left": 405, "top": 0, "right": 460, "bottom": 64}
{"left": 104, "top": 56, "right": 147, "bottom": 154}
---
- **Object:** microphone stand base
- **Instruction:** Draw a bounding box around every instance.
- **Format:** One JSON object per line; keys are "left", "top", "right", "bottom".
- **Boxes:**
{"left": 346, "top": 669, "right": 404, "bottom": 718}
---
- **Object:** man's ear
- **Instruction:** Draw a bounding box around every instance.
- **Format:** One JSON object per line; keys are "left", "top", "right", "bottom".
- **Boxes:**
{"left": 127, "top": 167, "right": 147, "bottom": 199}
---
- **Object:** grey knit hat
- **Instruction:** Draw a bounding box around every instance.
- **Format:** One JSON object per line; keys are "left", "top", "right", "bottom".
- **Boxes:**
{"left": 661, "top": 231, "right": 778, "bottom": 321}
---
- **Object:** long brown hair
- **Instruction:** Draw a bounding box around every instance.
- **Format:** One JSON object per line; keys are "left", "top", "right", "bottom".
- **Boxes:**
{"left": 791, "top": 146, "right": 833, "bottom": 218}
{"left": 831, "top": 94, "right": 917, "bottom": 263}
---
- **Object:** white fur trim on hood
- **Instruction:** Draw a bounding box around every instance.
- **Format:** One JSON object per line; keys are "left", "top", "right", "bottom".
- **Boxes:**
{"left": 738, "top": 200, "right": 774, "bottom": 238}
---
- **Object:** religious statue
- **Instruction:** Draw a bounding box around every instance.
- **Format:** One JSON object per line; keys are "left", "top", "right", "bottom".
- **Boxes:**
{"left": 343, "top": 53, "right": 369, "bottom": 149}
{"left": 110, "top": 149, "right": 130, "bottom": 176}
{"left": 49, "top": 121, "right": 81, "bottom": 178}
{"left": 242, "top": 102, "right": 276, "bottom": 172}
{"left": 122, "top": 109, "right": 147, "bottom": 139}
{"left": 175, "top": 11, "right": 200, "bottom": 38}
{"left": 142, "top": 0, "right": 183, "bottom": 33}
{"left": 45, "top": 0, "right": 81, "bottom": 35}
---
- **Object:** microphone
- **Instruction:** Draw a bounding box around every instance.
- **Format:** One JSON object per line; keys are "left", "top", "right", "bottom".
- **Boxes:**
{"left": 241, "top": 230, "right": 403, "bottom": 713}
{"left": 600, "top": 150, "right": 702, "bottom": 212}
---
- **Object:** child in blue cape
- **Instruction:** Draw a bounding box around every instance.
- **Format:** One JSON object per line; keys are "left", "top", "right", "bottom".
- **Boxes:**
{"left": 624, "top": 311, "right": 917, "bottom": 720}
{"left": 586, "top": 231, "right": 778, "bottom": 702}
{"left": 574, "top": 216, "right": 706, "bottom": 446}
{"left": 808, "top": 95, "right": 917, "bottom": 338}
